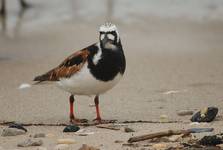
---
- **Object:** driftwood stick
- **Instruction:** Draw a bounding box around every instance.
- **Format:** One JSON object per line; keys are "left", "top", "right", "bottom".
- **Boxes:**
{"left": 128, "top": 129, "right": 189, "bottom": 143}
{"left": 96, "top": 124, "right": 120, "bottom": 130}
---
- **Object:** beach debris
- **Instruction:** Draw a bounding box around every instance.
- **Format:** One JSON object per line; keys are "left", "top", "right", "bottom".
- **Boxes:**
{"left": 152, "top": 143, "right": 168, "bottom": 150}
{"left": 127, "top": 128, "right": 213, "bottom": 143}
{"left": 191, "top": 107, "right": 218, "bottom": 122}
{"left": 46, "top": 133, "right": 55, "bottom": 138}
{"left": 36, "top": 147, "right": 47, "bottom": 150}
{"left": 54, "top": 144, "right": 69, "bottom": 150}
{"left": 177, "top": 110, "right": 194, "bottom": 116}
{"left": 18, "top": 83, "right": 31, "bottom": 89}
{"left": 159, "top": 114, "right": 168, "bottom": 122}
{"left": 122, "top": 143, "right": 139, "bottom": 148}
{"left": 8, "top": 123, "right": 27, "bottom": 132}
{"left": 199, "top": 135, "right": 223, "bottom": 146}
{"left": 168, "top": 134, "right": 185, "bottom": 142}
{"left": 75, "top": 129, "right": 94, "bottom": 136}
{"left": 128, "top": 129, "right": 190, "bottom": 143}
{"left": 114, "top": 140, "right": 124, "bottom": 143}
{"left": 1, "top": 127, "right": 26, "bottom": 136}
{"left": 189, "top": 122, "right": 201, "bottom": 126}
{"left": 17, "top": 139, "right": 43, "bottom": 147}
{"left": 63, "top": 124, "right": 80, "bottom": 132}
{"left": 162, "top": 89, "right": 187, "bottom": 95}
{"left": 78, "top": 144, "right": 100, "bottom": 150}
{"left": 124, "top": 127, "right": 135, "bottom": 133}
{"left": 57, "top": 138, "right": 76, "bottom": 144}
{"left": 96, "top": 124, "right": 120, "bottom": 130}
{"left": 33, "top": 133, "right": 46, "bottom": 138}
{"left": 188, "top": 128, "right": 214, "bottom": 133}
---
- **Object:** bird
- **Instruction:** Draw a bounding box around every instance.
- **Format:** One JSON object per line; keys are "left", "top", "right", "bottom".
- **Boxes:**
{"left": 34, "top": 23, "right": 126, "bottom": 124}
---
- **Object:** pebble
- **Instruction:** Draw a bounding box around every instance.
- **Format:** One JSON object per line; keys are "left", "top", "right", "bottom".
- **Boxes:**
{"left": 1, "top": 128, "right": 26, "bottom": 136}
{"left": 78, "top": 144, "right": 99, "bottom": 150}
{"left": 124, "top": 127, "right": 135, "bottom": 133}
{"left": 191, "top": 107, "right": 218, "bottom": 122}
{"left": 177, "top": 110, "right": 194, "bottom": 116}
{"left": 75, "top": 129, "right": 94, "bottom": 136}
{"left": 9, "top": 123, "right": 27, "bottom": 132}
{"left": 168, "top": 134, "right": 184, "bottom": 142}
{"left": 63, "top": 125, "right": 80, "bottom": 132}
{"left": 199, "top": 135, "right": 223, "bottom": 146}
{"left": 18, "top": 83, "right": 31, "bottom": 89}
{"left": 46, "top": 133, "right": 55, "bottom": 138}
{"left": 57, "top": 139, "right": 76, "bottom": 144}
{"left": 33, "top": 133, "right": 46, "bottom": 138}
{"left": 54, "top": 144, "right": 69, "bottom": 150}
{"left": 114, "top": 140, "right": 124, "bottom": 143}
{"left": 152, "top": 143, "right": 168, "bottom": 150}
{"left": 17, "top": 139, "right": 43, "bottom": 147}
{"left": 159, "top": 114, "right": 168, "bottom": 122}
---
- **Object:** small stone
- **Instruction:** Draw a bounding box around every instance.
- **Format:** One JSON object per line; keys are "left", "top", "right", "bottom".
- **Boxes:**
{"left": 78, "top": 144, "right": 100, "bottom": 150}
{"left": 57, "top": 139, "right": 75, "bottom": 144}
{"left": 17, "top": 139, "right": 43, "bottom": 147}
{"left": 18, "top": 83, "right": 31, "bottom": 89}
{"left": 168, "top": 134, "right": 184, "bottom": 142}
{"left": 124, "top": 127, "right": 135, "bottom": 133}
{"left": 159, "top": 115, "right": 168, "bottom": 122}
{"left": 33, "top": 133, "right": 46, "bottom": 138}
{"left": 152, "top": 143, "right": 168, "bottom": 150}
{"left": 1, "top": 128, "right": 26, "bottom": 136}
{"left": 177, "top": 110, "right": 194, "bottom": 116}
{"left": 75, "top": 129, "right": 94, "bottom": 136}
{"left": 191, "top": 107, "right": 218, "bottom": 122}
{"left": 199, "top": 135, "right": 223, "bottom": 146}
{"left": 63, "top": 124, "right": 80, "bottom": 132}
{"left": 54, "top": 144, "right": 69, "bottom": 150}
{"left": 46, "top": 133, "right": 55, "bottom": 138}
{"left": 114, "top": 140, "right": 124, "bottom": 143}
{"left": 9, "top": 123, "right": 27, "bottom": 132}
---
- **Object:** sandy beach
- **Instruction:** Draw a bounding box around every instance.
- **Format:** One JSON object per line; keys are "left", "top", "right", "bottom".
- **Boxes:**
{"left": 1, "top": 0, "right": 223, "bottom": 149}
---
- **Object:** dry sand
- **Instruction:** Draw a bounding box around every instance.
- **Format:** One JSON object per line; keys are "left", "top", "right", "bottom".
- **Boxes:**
{"left": 1, "top": 1, "right": 223, "bottom": 149}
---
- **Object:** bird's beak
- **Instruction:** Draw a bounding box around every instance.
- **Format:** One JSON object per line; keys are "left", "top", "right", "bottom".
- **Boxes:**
{"left": 102, "top": 34, "right": 112, "bottom": 45}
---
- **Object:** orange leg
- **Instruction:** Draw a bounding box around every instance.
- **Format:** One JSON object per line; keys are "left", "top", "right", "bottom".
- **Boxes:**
{"left": 69, "top": 95, "right": 80, "bottom": 123}
{"left": 94, "top": 95, "right": 102, "bottom": 122}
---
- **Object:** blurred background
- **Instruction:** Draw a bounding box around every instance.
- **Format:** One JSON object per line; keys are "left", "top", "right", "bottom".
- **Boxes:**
{"left": 0, "top": 0, "right": 223, "bottom": 124}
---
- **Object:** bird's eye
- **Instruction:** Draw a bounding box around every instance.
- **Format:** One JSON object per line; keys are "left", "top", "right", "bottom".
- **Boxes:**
{"left": 100, "top": 34, "right": 105, "bottom": 40}
{"left": 107, "top": 34, "right": 115, "bottom": 41}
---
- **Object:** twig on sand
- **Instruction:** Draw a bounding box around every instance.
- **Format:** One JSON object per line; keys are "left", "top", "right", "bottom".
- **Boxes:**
{"left": 96, "top": 124, "right": 120, "bottom": 130}
{"left": 0, "top": 120, "right": 181, "bottom": 127}
{"left": 128, "top": 128, "right": 214, "bottom": 143}
{"left": 128, "top": 130, "right": 191, "bottom": 143}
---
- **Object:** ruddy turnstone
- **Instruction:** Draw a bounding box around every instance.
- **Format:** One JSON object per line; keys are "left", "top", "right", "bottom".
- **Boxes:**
{"left": 34, "top": 23, "right": 126, "bottom": 124}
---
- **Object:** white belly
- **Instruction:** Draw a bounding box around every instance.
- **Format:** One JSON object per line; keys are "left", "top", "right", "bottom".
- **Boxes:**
{"left": 56, "top": 63, "right": 122, "bottom": 95}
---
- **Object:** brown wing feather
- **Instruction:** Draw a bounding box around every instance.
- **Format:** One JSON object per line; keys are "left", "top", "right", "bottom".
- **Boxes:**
{"left": 34, "top": 49, "right": 89, "bottom": 83}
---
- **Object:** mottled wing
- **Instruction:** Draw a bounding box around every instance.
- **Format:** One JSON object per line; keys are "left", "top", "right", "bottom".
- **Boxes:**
{"left": 34, "top": 49, "right": 89, "bottom": 83}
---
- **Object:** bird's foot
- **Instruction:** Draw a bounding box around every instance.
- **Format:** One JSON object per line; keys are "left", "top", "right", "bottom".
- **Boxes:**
{"left": 93, "top": 118, "right": 117, "bottom": 124}
{"left": 70, "top": 118, "right": 88, "bottom": 124}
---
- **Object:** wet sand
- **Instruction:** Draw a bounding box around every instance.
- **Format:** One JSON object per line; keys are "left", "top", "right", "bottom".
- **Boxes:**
{"left": 1, "top": 1, "right": 223, "bottom": 149}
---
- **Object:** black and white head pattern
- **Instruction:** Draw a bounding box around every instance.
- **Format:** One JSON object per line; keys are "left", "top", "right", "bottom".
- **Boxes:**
{"left": 99, "top": 23, "right": 120, "bottom": 46}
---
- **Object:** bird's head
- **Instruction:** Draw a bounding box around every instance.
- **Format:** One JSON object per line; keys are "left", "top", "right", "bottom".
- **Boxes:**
{"left": 99, "top": 23, "right": 120, "bottom": 49}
